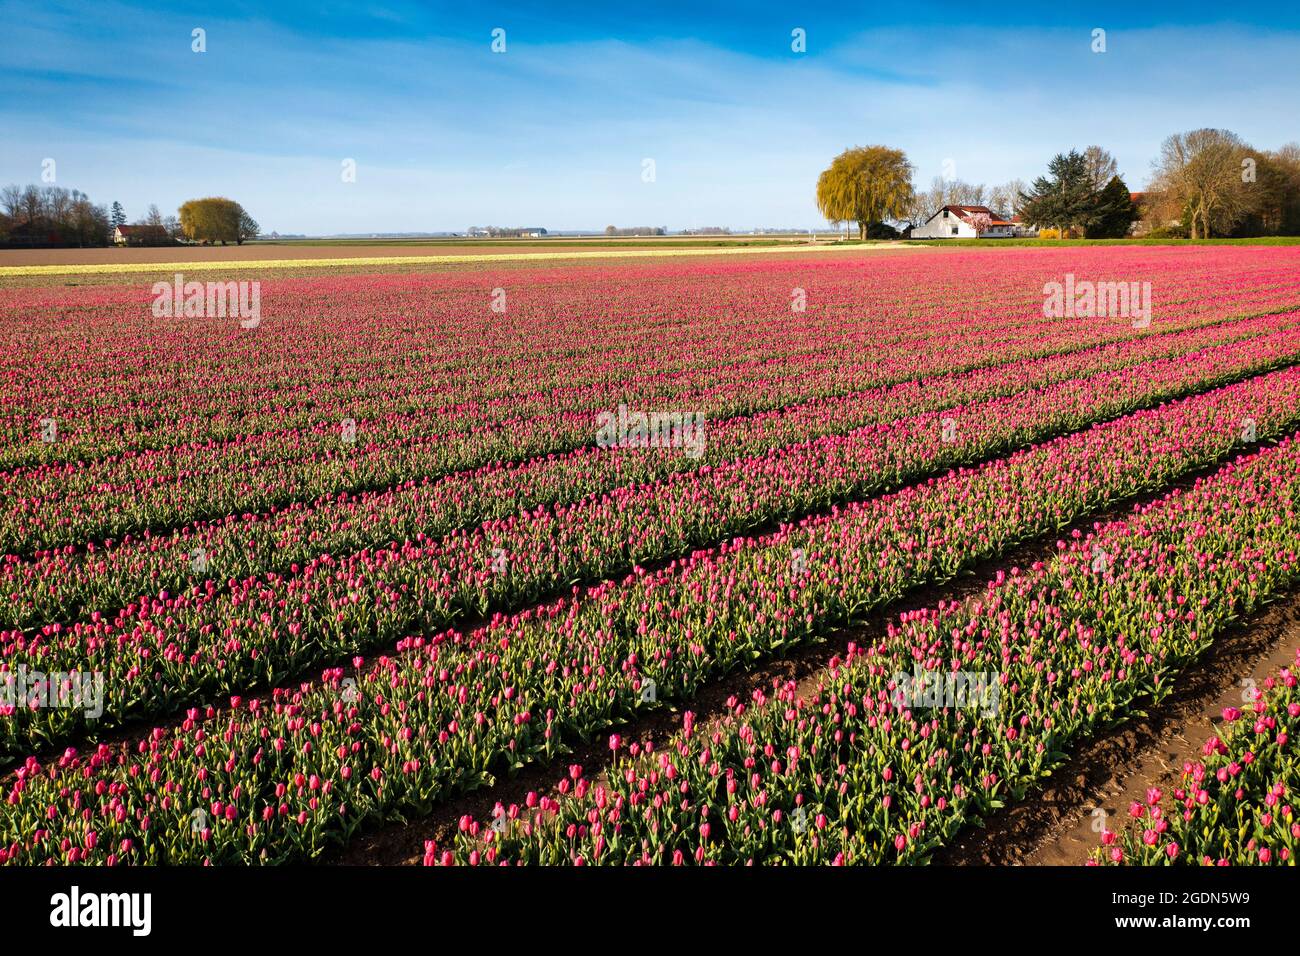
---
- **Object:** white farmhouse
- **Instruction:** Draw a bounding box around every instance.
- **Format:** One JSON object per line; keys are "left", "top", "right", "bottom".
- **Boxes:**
{"left": 910, "top": 205, "right": 1016, "bottom": 239}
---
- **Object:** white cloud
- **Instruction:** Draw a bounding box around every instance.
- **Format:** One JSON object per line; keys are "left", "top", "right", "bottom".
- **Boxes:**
{"left": 2, "top": 6, "right": 1296, "bottom": 231}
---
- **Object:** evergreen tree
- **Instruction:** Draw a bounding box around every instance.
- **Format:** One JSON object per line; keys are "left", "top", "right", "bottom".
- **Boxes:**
{"left": 1086, "top": 176, "right": 1138, "bottom": 238}
{"left": 1018, "top": 150, "right": 1094, "bottom": 236}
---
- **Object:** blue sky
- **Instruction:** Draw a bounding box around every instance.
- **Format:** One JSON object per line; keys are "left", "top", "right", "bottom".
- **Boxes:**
{"left": 3, "top": 1, "right": 1298, "bottom": 233}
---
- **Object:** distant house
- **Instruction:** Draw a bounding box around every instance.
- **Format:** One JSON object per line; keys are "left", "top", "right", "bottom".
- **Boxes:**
{"left": 1010, "top": 215, "right": 1038, "bottom": 238}
{"left": 114, "top": 224, "right": 170, "bottom": 246}
{"left": 1128, "top": 192, "right": 1152, "bottom": 236}
{"left": 910, "top": 205, "right": 1016, "bottom": 239}
{"left": 467, "top": 226, "right": 547, "bottom": 238}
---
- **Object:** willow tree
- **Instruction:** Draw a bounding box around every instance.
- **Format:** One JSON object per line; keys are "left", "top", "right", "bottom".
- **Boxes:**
{"left": 816, "top": 146, "right": 914, "bottom": 239}
{"left": 179, "top": 197, "right": 257, "bottom": 244}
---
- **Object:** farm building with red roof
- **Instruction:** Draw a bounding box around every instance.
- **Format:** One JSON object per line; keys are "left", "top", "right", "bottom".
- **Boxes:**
{"left": 910, "top": 204, "right": 1019, "bottom": 239}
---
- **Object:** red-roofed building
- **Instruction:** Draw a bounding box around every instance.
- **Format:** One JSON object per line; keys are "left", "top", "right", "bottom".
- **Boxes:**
{"left": 113, "top": 224, "right": 170, "bottom": 246}
{"left": 910, "top": 205, "right": 1017, "bottom": 239}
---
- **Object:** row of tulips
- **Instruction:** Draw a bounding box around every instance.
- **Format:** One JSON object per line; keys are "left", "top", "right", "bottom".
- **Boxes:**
{"left": 426, "top": 437, "right": 1300, "bottom": 865}
{"left": 6, "top": 257, "right": 992, "bottom": 459}
{"left": 1095, "top": 649, "right": 1299, "bottom": 866}
{"left": 0, "top": 263, "right": 1111, "bottom": 471}
{"left": 5, "top": 351, "right": 1300, "bottom": 758}
{"left": 2, "top": 375, "right": 1298, "bottom": 862}
{"left": 8, "top": 292, "right": 1288, "bottom": 555}
{"left": 6, "top": 307, "right": 1298, "bottom": 630}
{"left": 8, "top": 248, "right": 1297, "bottom": 467}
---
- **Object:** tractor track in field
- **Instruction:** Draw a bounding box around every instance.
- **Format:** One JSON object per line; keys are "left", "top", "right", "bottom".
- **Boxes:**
{"left": 934, "top": 588, "right": 1300, "bottom": 867}
{"left": 328, "top": 454, "right": 1265, "bottom": 866}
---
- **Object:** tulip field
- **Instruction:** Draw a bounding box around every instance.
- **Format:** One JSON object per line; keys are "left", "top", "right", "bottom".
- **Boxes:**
{"left": 1094, "top": 645, "right": 1300, "bottom": 867}
{"left": 3, "top": 245, "right": 1300, "bottom": 866}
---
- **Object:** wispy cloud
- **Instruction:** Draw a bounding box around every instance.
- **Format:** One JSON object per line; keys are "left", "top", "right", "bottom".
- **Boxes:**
{"left": 2, "top": 1, "right": 1296, "bottom": 232}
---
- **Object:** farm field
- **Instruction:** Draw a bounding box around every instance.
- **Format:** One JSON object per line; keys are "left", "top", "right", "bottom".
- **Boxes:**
{"left": 0, "top": 238, "right": 893, "bottom": 275}
{"left": 3, "top": 244, "right": 1300, "bottom": 866}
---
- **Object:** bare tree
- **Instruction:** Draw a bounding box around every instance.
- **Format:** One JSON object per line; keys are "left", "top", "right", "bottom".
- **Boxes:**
{"left": 921, "top": 177, "right": 948, "bottom": 217}
{"left": 1151, "top": 128, "right": 1253, "bottom": 238}
{"left": 44, "top": 187, "right": 73, "bottom": 227}
{"left": 0, "top": 182, "right": 111, "bottom": 245}
{"left": 19, "top": 185, "right": 43, "bottom": 225}
{"left": 1082, "top": 146, "right": 1119, "bottom": 193}
{"left": 914, "top": 177, "right": 988, "bottom": 218}
{"left": 900, "top": 188, "right": 932, "bottom": 227}
{"left": 0, "top": 185, "right": 23, "bottom": 222}
{"left": 67, "top": 191, "right": 109, "bottom": 246}
{"left": 944, "top": 179, "right": 987, "bottom": 206}
{"left": 988, "top": 179, "right": 1028, "bottom": 217}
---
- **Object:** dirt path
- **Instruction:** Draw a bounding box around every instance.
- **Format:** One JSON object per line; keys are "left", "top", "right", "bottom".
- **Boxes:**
{"left": 935, "top": 591, "right": 1300, "bottom": 866}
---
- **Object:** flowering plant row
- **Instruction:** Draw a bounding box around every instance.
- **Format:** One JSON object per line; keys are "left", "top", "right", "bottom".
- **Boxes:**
{"left": 0, "top": 263, "right": 1106, "bottom": 475}
{"left": 2, "top": 374, "right": 1297, "bottom": 862}
{"left": 7, "top": 249, "right": 1299, "bottom": 552}
{"left": 7, "top": 298, "right": 1278, "bottom": 557}
{"left": 5, "top": 307, "right": 1295, "bottom": 630}
{"left": 427, "top": 437, "right": 1300, "bottom": 865}
{"left": 7, "top": 249, "right": 1294, "bottom": 468}
{"left": 5, "top": 347, "right": 1300, "bottom": 758}
{"left": 4, "top": 259, "right": 977, "bottom": 462}
{"left": 1094, "top": 649, "right": 1298, "bottom": 866}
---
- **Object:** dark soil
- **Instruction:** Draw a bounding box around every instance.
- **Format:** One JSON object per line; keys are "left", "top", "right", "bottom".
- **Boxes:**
{"left": 936, "top": 592, "right": 1300, "bottom": 866}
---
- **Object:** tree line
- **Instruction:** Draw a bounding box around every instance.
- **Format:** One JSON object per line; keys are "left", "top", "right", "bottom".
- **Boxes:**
{"left": 1015, "top": 147, "right": 1139, "bottom": 238}
{"left": 815, "top": 129, "right": 1300, "bottom": 239}
{"left": 603, "top": 225, "right": 668, "bottom": 236}
{"left": 0, "top": 185, "right": 112, "bottom": 247}
{"left": 0, "top": 187, "right": 260, "bottom": 247}
{"left": 1147, "top": 130, "right": 1300, "bottom": 238}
